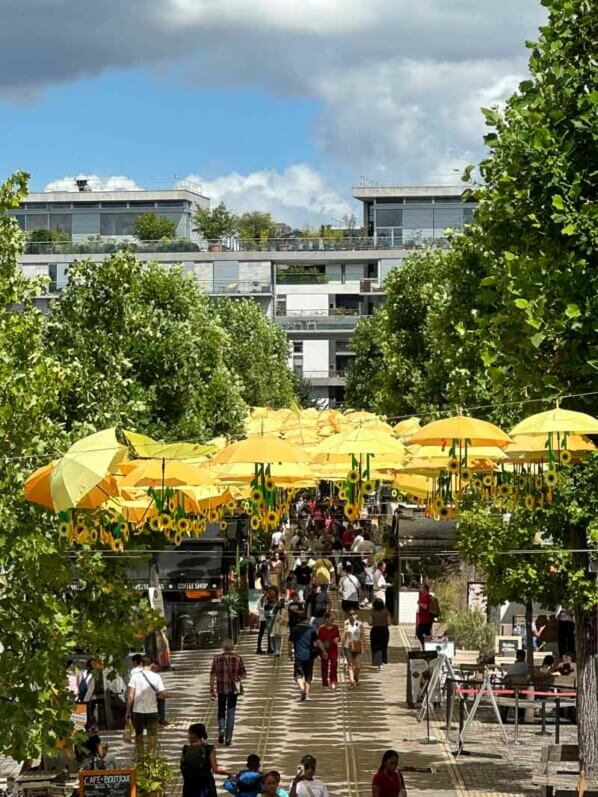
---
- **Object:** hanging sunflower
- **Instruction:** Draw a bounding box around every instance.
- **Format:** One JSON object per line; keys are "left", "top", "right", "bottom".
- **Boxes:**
{"left": 338, "top": 488, "right": 348, "bottom": 501}
{"left": 447, "top": 458, "right": 459, "bottom": 474}
{"left": 251, "top": 488, "right": 263, "bottom": 503}
{"left": 242, "top": 501, "right": 250, "bottom": 512}
{"left": 174, "top": 532, "right": 183, "bottom": 547}
{"left": 473, "top": 477, "right": 483, "bottom": 490}
{"left": 344, "top": 502, "right": 355, "bottom": 518}
{"left": 177, "top": 517, "right": 191, "bottom": 534}
{"left": 560, "top": 449, "right": 572, "bottom": 465}
{"left": 347, "top": 470, "right": 359, "bottom": 484}
{"left": 90, "top": 528, "right": 99, "bottom": 543}
{"left": 545, "top": 470, "right": 558, "bottom": 488}
{"left": 461, "top": 468, "right": 472, "bottom": 483}
{"left": 112, "top": 540, "right": 124, "bottom": 554}
{"left": 433, "top": 496, "right": 444, "bottom": 511}
{"left": 160, "top": 513, "right": 173, "bottom": 530}
{"left": 209, "top": 509, "right": 219, "bottom": 523}
{"left": 363, "top": 479, "right": 376, "bottom": 494}
{"left": 149, "top": 516, "right": 161, "bottom": 532}
{"left": 219, "top": 520, "right": 227, "bottom": 531}
{"left": 74, "top": 521, "right": 86, "bottom": 536}
{"left": 525, "top": 494, "right": 535, "bottom": 511}
{"left": 439, "top": 505, "right": 450, "bottom": 520}
{"left": 391, "top": 488, "right": 399, "bottom": 499}
{"left": 534, "top": 475, "right": 544, "bottom": 490}
{"left": 482, "top": 474, "right": 493, "bottom": 487}
{"left": 168, "top": 498, "right": 177, "bottom": 513}
{"left": 122, "top": 524, "right": 130, "bottom": 543}
{"left": 518, "top": 475, "right": 528, "bottom": 489}
{"left": 499, "top": 483, "right": 511, "bottom": 498}
{"left": 265, "top": 477, "right": 275, "bottom": 492}
{"left": 226, "top": 500, "right": 236, "bottom": 512}
{"left": 266, "top": 510, "right": 277, "bottom": 525}
{"left": 250, "top": 515, "right": 261, "bottom": 531}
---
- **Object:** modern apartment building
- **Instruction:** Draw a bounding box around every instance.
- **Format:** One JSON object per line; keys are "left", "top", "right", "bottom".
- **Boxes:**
{"left": 12, "top": 181, "right": 476, "bottom": 407}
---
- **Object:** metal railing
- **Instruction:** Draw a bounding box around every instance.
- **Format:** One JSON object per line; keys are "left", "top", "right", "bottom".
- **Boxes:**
{"left": 276, "top": 316, "right": 361, "bottom": 331}
{"left": 301, "top": 367, "right": 346, "bottom": 380}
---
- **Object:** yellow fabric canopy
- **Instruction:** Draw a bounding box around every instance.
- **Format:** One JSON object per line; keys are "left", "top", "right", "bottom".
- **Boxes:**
{"left": 408, "top": 416, "right": 511, "bottom": 448}
{"left": 210, "top": 435, "right": 309, "bottom": 465}
{"left": 510, "top": 407, "right": 598, "bottom": 436}
{"left": 121, "top": 459, "right": 217, "bottom": 487}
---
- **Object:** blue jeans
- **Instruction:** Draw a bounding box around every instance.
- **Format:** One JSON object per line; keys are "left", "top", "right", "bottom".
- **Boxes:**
{"left": 217, "top": 693, "right": 238, "bottom": 741}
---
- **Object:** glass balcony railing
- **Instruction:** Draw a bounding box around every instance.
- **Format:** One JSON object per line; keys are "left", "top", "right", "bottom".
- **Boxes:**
{"left": 276, "top": 315, "right": 360, "bottom": 331}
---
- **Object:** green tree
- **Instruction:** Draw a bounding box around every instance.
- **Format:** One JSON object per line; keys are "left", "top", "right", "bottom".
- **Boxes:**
{"left": 214, "top": 298, "right": 297, "bottom": 408}
{"left": 0, "top": 173, "right": 157, "bottom": 760}
{"left": 193, "top": 202, "right": 237, "bottom": 243}
{"left": 46, "top": 254, "right": 247, "bottom": 439}
{"left": 344, "top": 312, "right": 386, "bottom": 412}
{"left": 463, "top": 0, "right": 598, "bottom": 413}
{"left": 237, "top": 211, "right": 277, "bottom": 245}
{"left": 458, "top": 454, "right": 598, "bottom": 774}
{"left": 133, "top": 212, "right": 177, "bottom": 241}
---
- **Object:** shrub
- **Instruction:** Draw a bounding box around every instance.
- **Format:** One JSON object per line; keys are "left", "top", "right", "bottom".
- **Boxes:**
{"left": 444, "top": 609, "right": 497, "bottom": 656}
{"left": 134, "top": 212, "right": 177, "bottom": 241}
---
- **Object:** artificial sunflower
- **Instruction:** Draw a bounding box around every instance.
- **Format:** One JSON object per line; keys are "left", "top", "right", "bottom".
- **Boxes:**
{"left": 90, "top": 528, "right": 99, "bottom": 543}
{"left": 75, "top": 522, "right": 87, "bottom": 536}
{"left": 219, "top": 520, "right": 227, "bottom": 531}
{"left": 347, "top": 470, "right": 359, "bottom": 484}
{"left": 58, "top": 521, "right": 70, "bottom": 537}
{"left": 338, "top": 488, "right": 348, "bottom": 501}
{"left": 560, "top": 449, "right": 572, "bottom": 465}
{"left": 250, "top": 515, "right": 261, "bottom": 531}
{"left": 168, "top": 498, "right": 177, "bottom": 513}
{"left": 160, "top": 513, "right": 173, "bottom": 530}
{"left": 265, "top": 477, "right": 275, "bottom": 492}
{"left": 209, "top": 509, "right": 219, "bottom": 523}
{"left": 177, "top": 517, "right": 191, "bottom": 534}
{"left": 545, "top": 470, "right": 558, "bottom": 488}
{"left": 534, "top": 475, "right": 544, "bottom": 490}
{"left": 439, "top": 505, "right": 450, "bottom": 520}
{"left": 433, "top": 495, "right": 444, "bottom": 511}
{"left": 363, "top": 479, "right": 376, "bottom": 494}
{"left": 525, "top": 494, "right": 535, "bottom": 511}
{"left": 226, "top": 501, "right": 236, "bottom": 512}
{"left": 112, "top": 540, "right": 124, "bottom": 554}
{"left": 344, "top": 502, "right": 355, "bottom": 518}
{"left": 391, "top": 488, "right": 399, "bottom": 499}
{"left": 482, "top": 474, "right": 493, "bottom": 487}
{"left": 518, "top": 475, "right": 528, "bottom": 489}
{"left": 149, "top": 516, "right": 161, "bottom": 532}
{"left": 267, "top": 510, "right": 278, "bottom": 525}
{"left": 242, "top": 501, "right": 250, "bottom": 512}
{"left": 447, "top": 458, "right": 459, "bottom": 474}
{"left": 499, "top": 483, "right": 511, "bottom": 497}
{"left": 461, "top": 468, "right": 472, "bottom": 483}
{"left": 251, "top": 488, "right": 263, "bottom": 503}
{"left": 174, "top": 532, "right": 183, "bottom": 547}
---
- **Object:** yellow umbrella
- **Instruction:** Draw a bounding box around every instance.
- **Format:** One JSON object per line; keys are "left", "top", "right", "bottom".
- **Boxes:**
{"left": 391, "top": 473, "right": 433, "bottom": 500}
{"left": 104, "top": 496, "right": 157, "bottom": 525}
{"left": 408, "top": 415, "right": 511, "bottom": 448}
{"left": 401, "top": 457, "right": 499, "bottom": 474}
{"left": 393, "top": 417, "right": 421, "bottom": 438}
{"left": 123, "top": 430, "right": 214, "bottom": 459}
{"left": 25, "top": 461, "right": 58, "bottom": 510}
{"left": 509, "top": 407, "right": 598, "bottom": 436}
{"left": 244, "top": 415, "right": 284, "bottom": 435}
{"left": 505, "top": 433, "right": 595, "bottom": 462}
{"left": 50, "top": 428, "right": 128, "bottom": 512}
{"left": 282, "top": 427, "right": 320, "bottom": 447}
{"left": 313, "top": 428, "right": 407, "bottom": 458}
{"left": 407, "top": 444, "right": 507, "bottom": 461}
{"left": 174, "top": 485, "right": 236, "bottom": 513}
{"left": 212, "top": 461, "right": 317, "bottom": 484}
{"left": 121, "top": 459, "right": 217, "bottom": 487}
{"left": 210, "top": 435, "right": 309, "bottom": 465}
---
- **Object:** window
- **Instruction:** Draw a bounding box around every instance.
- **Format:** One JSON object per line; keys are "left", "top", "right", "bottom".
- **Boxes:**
{"left": 101, "top": 201, "right": 128, "bottom": 208}
{"left": 12, "top": 214, "right": 25, "bottom": 229}
{"left": 23, "top": 202, "right": 48, "bottom": 209}
{"left": 26, "top": 214, "right": 49, "bottom": 231}
{"left": 156, "top": 200, "right": 185, "bottom": 208}
{"left": 293, "top": 341, "right": 303, "bottom": 353}
{"left": 463, "top": 207, "right": 476, "bottom": 224}
{"left": 50, "top": 214, "right": 72, "bottom": 234}
{"left": 375, "top": 208, "right": 402, "bottom": 227}
{"left": 100, "top": 213, "right": 138, "bottom": 235}
{"left": 49, "top": 202, "right": 72, "bottom": 209}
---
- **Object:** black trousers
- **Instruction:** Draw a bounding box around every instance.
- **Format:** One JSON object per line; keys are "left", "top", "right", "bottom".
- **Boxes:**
{"left": 257, "top": 620, "right": 273, "bottom": 653}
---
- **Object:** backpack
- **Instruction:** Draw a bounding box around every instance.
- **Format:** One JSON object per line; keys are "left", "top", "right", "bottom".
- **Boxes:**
{"left": 181, "top": 744, "right": 213, "bottom": 781}
{"left": 77, "top": 671, "right": 92, "bottom": 703}
{"left": 429, "top": 595, "right": 440, "bottom": 619}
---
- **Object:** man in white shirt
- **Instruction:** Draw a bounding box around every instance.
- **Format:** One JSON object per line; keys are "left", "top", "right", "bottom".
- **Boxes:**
{"left": 271, "top": 529, "right": 283, "bottom": 549}
{"left": 372, "top": 562, "right": 389, "bottom": 602}
{"left": 290, "top": 755, "right": 329, "bottom": 797}
{"left": 125, "top": 656, "right": 168, "bottom": 756}
{"left": 339, "top": 563, "right": 361, "bottom": 615}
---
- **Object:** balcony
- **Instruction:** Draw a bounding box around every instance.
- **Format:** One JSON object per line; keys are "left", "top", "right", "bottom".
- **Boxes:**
{"left": 302, "top": 367, "right": 346, "bottom": 387}
{"left": 276, "top": 311, "right": 362, "bottom": 332}
{"left": 209, "top": 280, "right": 272, "bottom": 295}
{"left": 22, "top": 238, "right": 202, "bottom": 255}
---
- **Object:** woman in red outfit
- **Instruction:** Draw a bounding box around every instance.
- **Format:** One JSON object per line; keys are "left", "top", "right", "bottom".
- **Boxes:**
{"left": 415, "top": 583, "right": 433, "bottom": 650}
{"left": 372, "top": 750, "right": 406, "bottom": 797}
{"left": 317, "top": 611, "right": 340, "bottom": 689}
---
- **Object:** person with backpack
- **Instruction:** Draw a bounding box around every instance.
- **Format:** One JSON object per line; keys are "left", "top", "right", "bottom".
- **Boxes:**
{"left": 77, "top": 660, "right": 97, "bottom": 726}
{"left": 181, "top": 723, "right": 231, "bottom": 797}
{"left": 224, "top": 754, "right": 262, "bottom": 797}
{"left": 415, "top": 583, "right": 435, "bottom": 649}
{"left": 372, "top": 750, "right": 407, "bottom": 797}
{"left": 339, "top": 563, "right": 361, "bottom": 616}
{"left": 125, "top": 655, "right": 171, "bottom": 756}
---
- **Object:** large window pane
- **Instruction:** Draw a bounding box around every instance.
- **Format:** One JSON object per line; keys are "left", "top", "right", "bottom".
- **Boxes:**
{"left": 100, "top": 213, "right": 138, "bottom": 235}
{"left": 50, "top": 213, "right": 72, "bottom": 234}
{"left": 375, "top": 208, "right": 402, "bottom": 227}
{"left": 26, "top": 214, "right": 49, "bottom": 231}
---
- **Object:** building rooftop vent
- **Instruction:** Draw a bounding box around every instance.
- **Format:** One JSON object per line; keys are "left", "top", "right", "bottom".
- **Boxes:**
{"left": 75, "top": 177, "right": 91, "bottom": 192}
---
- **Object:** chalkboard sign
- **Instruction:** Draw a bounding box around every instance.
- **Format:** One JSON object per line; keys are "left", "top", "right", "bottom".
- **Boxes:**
{"left": 79, "top": 769, "right": 136, "bottom": 797}
{"left": 495, "top": 635, "right": 522, "bottom": 658}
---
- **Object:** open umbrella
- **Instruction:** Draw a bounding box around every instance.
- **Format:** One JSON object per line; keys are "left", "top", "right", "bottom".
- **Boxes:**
{"left": 25, "top": 461, "right": 58, "bottom": 510}
{"left": 509, "top": 407, "right": 598, "bottom": 437}
{"left": 50, "top": 428, "right": 128, "bottom": 512}
{"left": 123, "top": 430, "right": 214, "bottom": 460}
{"left": 121, "top": 459, "right": 217, "bottom": 487}
{"left": 505, "top": 433, "right": 595, "bottom": 462}
{"left": 391, "top": 473, "right": 434, "bottom": 500}
{"left": 408, "top": 415, "right": 511, "bottom": 448}
{"left": 210, "top": 435, "right": 309, "bottom": 465}
{"left": 393, "top": 417, "right": 421, "bottom": 438}
{"left": 313, "top": 428, "right": 407, "bottom": 458}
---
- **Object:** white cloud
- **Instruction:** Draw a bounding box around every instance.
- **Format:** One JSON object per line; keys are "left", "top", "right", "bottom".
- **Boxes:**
{"left": 44, "top": 174, "right": 141, "bottom": 192}
{"left": 2, "top": 1, "right": 547, "bottom": 183}
{"left": 180, "top": 165, "right": 355, "bottom": 226}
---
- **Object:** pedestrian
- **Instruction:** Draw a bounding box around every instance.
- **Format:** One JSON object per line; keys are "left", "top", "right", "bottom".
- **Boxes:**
{"left": 150, "top": 662, "right": 171, "bottom": 727}
{"left": 312, "top": 555, "right": 335, "bottom": 588}
{"left": 372, "top": 562, "right": 389, "bottom": 603}
{"left": 210, "top": 639, "right": 247, "bottom": 746}
{"left": 341, "top": 608, "right": 365, "bottom": 688}
{"left": 270, "top": 552, "right": 284, "bottom": 590}
{"left": 294, "top": 555, "right": 313, "bottom": 602}
{"left": 415, "top": 583, "right": 434, "bottom": 649}
{"left": 363, "top": 559, "right": 374, "bottom": 606}
{"left": 271, "top": 528, "right": 284, "bottom": 550}
{"left": 256, "top": 587, "right": 275, "bottom": 655}
{"left": 263, "top": 771, "right": 289, "bottom": 797}
{"left": 258, "top": 555, "right": 271, "bottom": 589}
{"left": 269, "top": 593, "right": 288, "bottom": 656}
{"left": 308, "top": 584, "right": 331, "bottom": 627}
{"left": 556, "top": 607, "right": 576, "bottom": 657}
{"left": 339, "top": 563, "right": 361, "bottom": 616}
{"left": 224, "top": 754, "right": 262, "bottom": 797}
{"left": 370, "top": 598, "right": 391, "bottom": 669}
{"left": 289, "top": 613, "right": 322, "bottom": 701}
{"left": 372, "top": 750, "right": 406, "bottom": 797}
{"left": 318, "top": 611, "right": 340, "bottom": 689}
{"left": 125, "top": 655, "right": 169, "bottom": 756}
{"left": 181, "top": 722, "right": 231, "bottom": 797}
{"left": 290, "top": 755, "right": 329, "bottom": 797}
{"left": 77, "top": 659, "right": 97, "bottom": 726}
{"left": 341, "top": 524, "right": 355, "bottom": 551}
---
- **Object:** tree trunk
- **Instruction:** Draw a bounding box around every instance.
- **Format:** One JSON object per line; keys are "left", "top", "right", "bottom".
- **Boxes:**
{"left": 575, "top": 603, "right": 598, "bottom": 778}
{"left": 525, "top": 600, "right": 534, "bottom": 669}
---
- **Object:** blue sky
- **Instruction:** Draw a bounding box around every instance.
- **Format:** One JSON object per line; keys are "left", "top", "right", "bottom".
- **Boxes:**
{"left": 0, "top": 0, "right": 546, "bottom": 226}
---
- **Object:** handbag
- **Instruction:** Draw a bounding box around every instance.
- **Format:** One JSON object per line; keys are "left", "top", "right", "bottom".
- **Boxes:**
{"left": 122, "top": 720, "right": 134, "bottom": 744}
{"left": 349, "top": 640, "right": 363, "bottom": 654}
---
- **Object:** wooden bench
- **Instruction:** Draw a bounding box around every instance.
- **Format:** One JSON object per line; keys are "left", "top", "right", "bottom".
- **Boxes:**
{"left": 532, "top": 744, "right": 598, "bottom": 796}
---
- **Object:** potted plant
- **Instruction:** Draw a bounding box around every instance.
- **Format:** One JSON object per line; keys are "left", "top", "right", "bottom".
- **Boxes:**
{"left": 135, "top": 753, "right": 174, "bottom": 797}
{"left": 221, "top": 588, "right": 245, "bottom": 641}
{"left": 193, "top": 202, "right": 237, "bottom": 251}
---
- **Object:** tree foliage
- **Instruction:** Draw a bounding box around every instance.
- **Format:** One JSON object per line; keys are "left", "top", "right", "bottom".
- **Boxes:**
{"left": 214, "top": 298, "right": 297, "bottom": 408}
{"left": 46, "top": 254, "right": 247, "bottom": 439}
{"left": 0, "top": 173, "right": 157, "bottom": 760}
{"left": 133, "top": 212, "right": 177, "bottom": 241}
{"left": 237, "top": 211, "right": 277, "bottom": 244}
{"left": 193, "top": 202, "right": 238, "bottom": 242}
